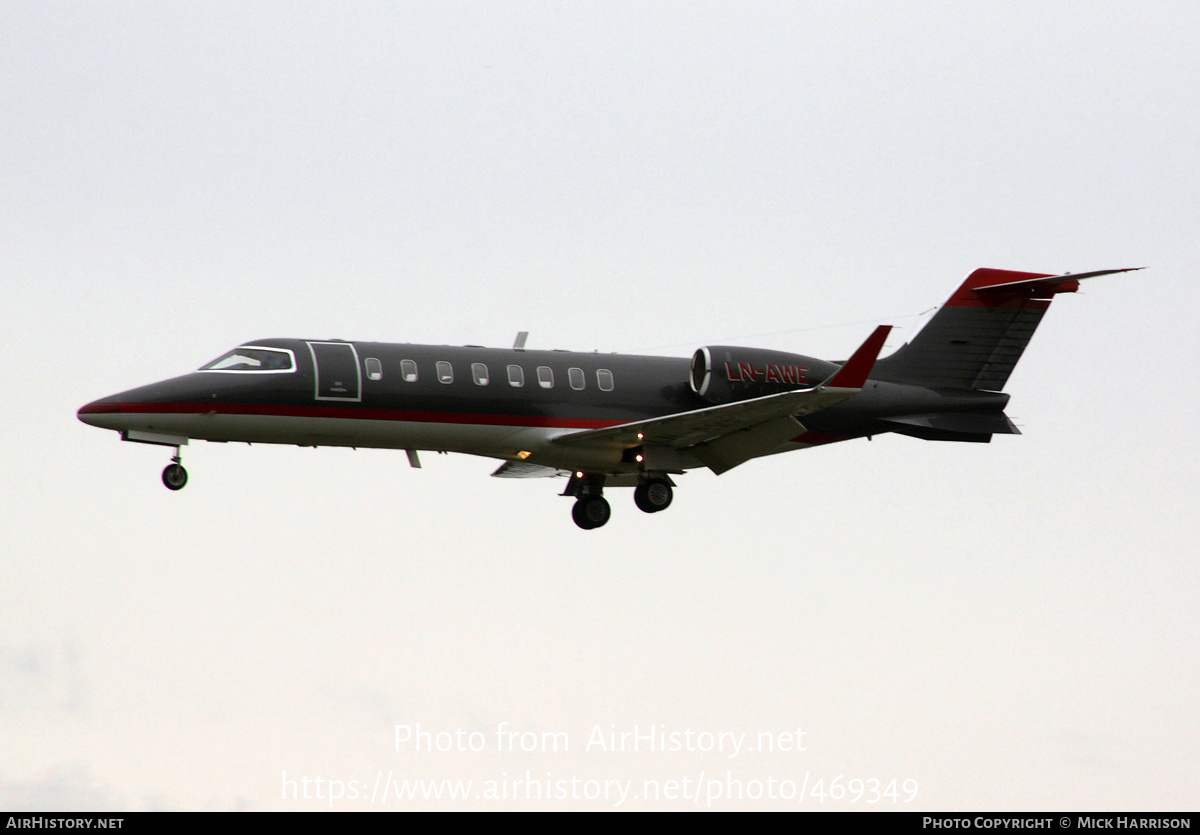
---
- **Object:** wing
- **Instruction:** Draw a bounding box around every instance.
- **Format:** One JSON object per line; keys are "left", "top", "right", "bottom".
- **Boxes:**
{"left": 554, "top": 325, "right": 891, "bottom": 474}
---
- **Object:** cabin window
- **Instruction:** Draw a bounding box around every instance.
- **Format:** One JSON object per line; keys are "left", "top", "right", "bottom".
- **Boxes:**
{"left": 537, "top": 366, "right": 554, "bottom": 389}
{"left": 365, "top": 357, "right": 383, "bottom": 381}
{"left": 472, "top": 363, "right": 490, "bottom": 385}
{"left": 401, "top": 359, "right": 418, "bottom": 382}
{"left": 436, "top": 361, "right": 454, "bottom": 384}
{"left": 199, "top": 346, "right": 296, "bottom": 373}
{"left": 568, "top": 367, "right": 585, "bottom": 390}
{"left": 597, "top": 369, "right": 614, "bottom": 391}
{"left": 507, "top": 365, "right": 524, "bottom": 387}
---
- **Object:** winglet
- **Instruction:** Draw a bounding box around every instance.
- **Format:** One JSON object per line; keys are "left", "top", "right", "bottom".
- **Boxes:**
{"left": 823, "top": 325, "right": 893, "bottom": 388}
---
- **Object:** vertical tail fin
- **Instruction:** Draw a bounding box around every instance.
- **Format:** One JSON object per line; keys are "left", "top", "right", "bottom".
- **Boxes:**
{"left": 872, "top": 267, "right": 1138, "bottom": 391}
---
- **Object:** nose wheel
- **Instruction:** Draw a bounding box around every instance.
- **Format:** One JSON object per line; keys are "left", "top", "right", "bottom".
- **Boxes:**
{"left": 162, "top": 450, "right": 188, "bottom": 491}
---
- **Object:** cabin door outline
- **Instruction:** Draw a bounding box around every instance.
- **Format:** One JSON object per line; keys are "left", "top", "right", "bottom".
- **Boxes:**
{"left": 307, "top": 342, "right": 362, "bottom": 402}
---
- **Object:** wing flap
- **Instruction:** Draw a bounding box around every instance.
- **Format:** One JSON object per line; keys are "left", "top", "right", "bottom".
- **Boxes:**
{"left": 491, "top": 460, "right": 571, "bottom": 478}
{"left": 689, "top": 415, "right": 808, "bottom": 475}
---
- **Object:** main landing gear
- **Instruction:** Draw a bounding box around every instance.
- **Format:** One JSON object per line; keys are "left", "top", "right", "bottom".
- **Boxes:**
{"left": 634, "top": 477, "right": 673, "bottom": 513}
{"left": 162, "top": 449, "right": 188, "bottom": 491}
{"left": 566, "top": 471, "right": 610, "bottom": 530}
{"left": 572, "top": 495, "right": 611, "bottom": 530}
{"left": 565, "top": 472, "right": 676, "bottom": 529}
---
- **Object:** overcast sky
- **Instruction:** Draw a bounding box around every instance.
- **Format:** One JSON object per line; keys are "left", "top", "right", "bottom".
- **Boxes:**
{"left": 3, "top": 0, "right": 1198, "bottom": 811}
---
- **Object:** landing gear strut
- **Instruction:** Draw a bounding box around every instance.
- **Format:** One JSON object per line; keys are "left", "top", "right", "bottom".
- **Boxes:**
{"left": 162, "top": 449, "right": 188, "bottom": 491}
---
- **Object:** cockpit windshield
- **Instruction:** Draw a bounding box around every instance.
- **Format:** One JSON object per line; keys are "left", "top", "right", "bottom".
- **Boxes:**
{"left": 199, "top": 346, "right": 296, "bottom": 373}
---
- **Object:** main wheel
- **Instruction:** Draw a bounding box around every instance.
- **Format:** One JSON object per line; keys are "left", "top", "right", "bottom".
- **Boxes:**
{"left": 634, "top": 478, "right": 673, "bottom": 513}
{"left": 571, "top": 496, "right": 611, "bottom": 529}
{"left": 162, "top": 463, "right": 188, "bottom": 491}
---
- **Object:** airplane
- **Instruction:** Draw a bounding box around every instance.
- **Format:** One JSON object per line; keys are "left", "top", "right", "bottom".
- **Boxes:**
{"left": 78, "top": 267, "right": 1136, "bottom": 529}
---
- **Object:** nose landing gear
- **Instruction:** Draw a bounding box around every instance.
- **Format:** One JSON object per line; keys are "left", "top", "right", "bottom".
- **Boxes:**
{"left": 162, "top": 449, "right": 188, "bottom": 491}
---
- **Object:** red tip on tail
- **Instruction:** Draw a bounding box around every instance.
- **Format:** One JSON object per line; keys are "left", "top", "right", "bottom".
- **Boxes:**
{"left": 946, "top": 269, "right": 1058, "bottom": 308}
{"left": 871, "top": 266, "right": 1139, "bottom": 391}
{"left": 947, "top": 267, "right": 1141, "bottom": 308}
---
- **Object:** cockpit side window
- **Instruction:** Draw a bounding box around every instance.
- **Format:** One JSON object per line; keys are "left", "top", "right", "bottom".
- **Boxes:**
{"left": 199, "top": 346, "right": 296, "bottom": 373}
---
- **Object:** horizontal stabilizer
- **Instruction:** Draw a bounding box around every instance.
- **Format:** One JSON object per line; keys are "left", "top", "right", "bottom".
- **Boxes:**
{"left": 878, "top": 411, "right": 1019, "bottom": 443}
{"left": 974, "top": 267, "right": 1142, "bottom": 296}
{"left": 880, "top": 412, "right": 1020, "bottom": 435}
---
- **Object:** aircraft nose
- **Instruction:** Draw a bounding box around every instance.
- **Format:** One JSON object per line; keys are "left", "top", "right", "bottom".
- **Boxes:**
{"left": 77, "top": 395, "right": 126, "bottom": 429}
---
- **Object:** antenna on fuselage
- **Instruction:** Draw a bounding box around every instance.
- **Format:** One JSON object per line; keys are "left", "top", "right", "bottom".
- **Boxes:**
{"left": 513, "top": 331, "right": 529, "bottom": 351}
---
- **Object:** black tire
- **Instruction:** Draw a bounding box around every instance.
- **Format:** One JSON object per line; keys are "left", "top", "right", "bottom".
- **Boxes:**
{"left": 162, "top": 463, "right": 188, "bottom": 491}
{"left": 571, "top": 496, "right": 611, "bottom": 529}
{"left": 634, "top": 478, "right": 673, "bottom": 513}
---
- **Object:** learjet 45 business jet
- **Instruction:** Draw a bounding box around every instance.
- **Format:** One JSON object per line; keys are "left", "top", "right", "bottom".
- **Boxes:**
{"left": 78, "top": 267, "right": 1135, "bottom": 529}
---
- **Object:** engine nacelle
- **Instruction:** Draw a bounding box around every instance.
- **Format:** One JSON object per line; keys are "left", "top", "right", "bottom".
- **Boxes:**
{"left": 690, "top": 346, "right": 837, "bottom": 404}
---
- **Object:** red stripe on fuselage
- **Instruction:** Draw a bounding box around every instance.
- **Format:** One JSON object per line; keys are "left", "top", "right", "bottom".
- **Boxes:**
{"left": 77, "top": 400, "right": 627, "bottom": 430}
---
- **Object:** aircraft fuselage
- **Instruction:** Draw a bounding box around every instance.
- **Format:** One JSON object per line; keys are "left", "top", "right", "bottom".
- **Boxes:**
{"left": 78, "top": 337, "right": 1007, "bottom": 480}
{"left": 79, "top": 267, "right": 1134, "bottom": 528}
